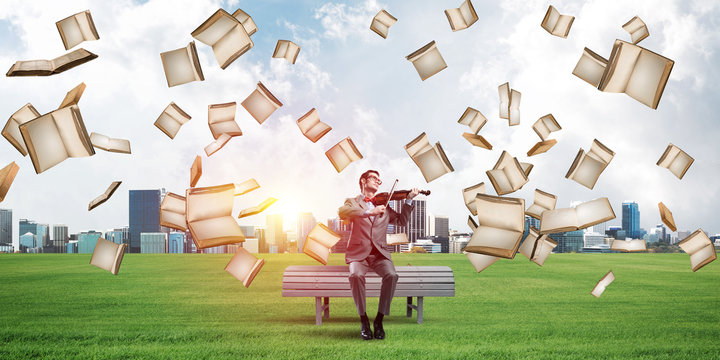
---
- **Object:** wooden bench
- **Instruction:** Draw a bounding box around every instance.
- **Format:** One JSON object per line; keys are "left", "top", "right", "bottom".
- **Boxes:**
{"left": 282, "top": 265, "right": 454, "bottom": 325}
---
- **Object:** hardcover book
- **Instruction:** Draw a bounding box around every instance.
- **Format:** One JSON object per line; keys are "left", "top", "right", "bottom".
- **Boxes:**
{"left": 160, "top": 192, "right": 187, "bottom": 231}
{"left": 186, "top": 183, "right": 245, "bottom": 249}
{"left": 462, "top": 182, "right": 486, "bottom": 216}
{"left": 540, "top": 5, "right": 574, "bottom": 38}
{"left": 88, "top": 181, "right": 121, "bottom": 211}
{"left": 241, "top": 82, "right": 283, "bottom": 124}
{"left": 3, "top": 103, "right": 41, "bottom": 156}
{"left": 656, "top": 143, "right": 693, "bottom": 179}
{"left": 406, "top": 41, "right": 447, "bottom": 81}
{"left": 191, "top": 9, "right": 253, "bottom": 69}
{"left": 56, "top": 10, "right": 99, "bottom": 50}
{"left": 325, "top": 137, "right": 363, "bottom": 173}
{"left": 302, "top": 223, "right": 342, "bottom": 265}
{"left": 591, "top": 270, "right": 614, "bottom": 298}
{"left": 191, "top": 156, "right": 202, "bottom": 187}
{"left": 297, "top": 108, "right": 332, "bottom": 143}
{"left": 539, "top": 197, "right": 616, "bottom": 234}
{"left": 6, "top": 48, "right": 98, "bottom": 76}
{"left": 525, "top": 189, "right": 557, "bottom": 220}
{"left": 565, "top": 139, "right": 614, "bottom": 189}
{"left": 405, "top": 132, "right": 454, "bottom": 183}
{"left": 464, "top": 193, "right": 525, "bottom": 259}
{"left": 444, "top": 0, "right": 478, "bottom": 31}
{"left": 370, "top": 9, "right": 397, "bottom": 39}
{"left": 225, "top": 247, "right": 265, "bottom": 287}
{"left": 208, "top": 102, "right": 242, "bottom": 139}
{"left": 90, "top": 237, "right": 127, "bottom": 275}
{"left": 90, "top": 133, "right": 131, "bottom": 154}
{"left": 272, "top": 40, "right": 300, "bottom": 64}
{"left": 622, "top": 16, "right": 649, "bottom": 44}
{"left": 677, "top": 229, "right": 716, "bottom": 272}
{"left": 160, "top": 42, "right": 204, "bottom": 87}
{"left": 155, "top": 102, "right": 191, "bottom": 139}
{"left": 238, "top": 198, "right": 277, "bottom": 218}
{"left": 0, "top": 162, "right": 20, "bottom": 202}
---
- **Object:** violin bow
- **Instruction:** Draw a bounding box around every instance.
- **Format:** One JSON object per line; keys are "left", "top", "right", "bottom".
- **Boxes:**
{"left": 384, "top": 179, "right": 399, "bottom": 207}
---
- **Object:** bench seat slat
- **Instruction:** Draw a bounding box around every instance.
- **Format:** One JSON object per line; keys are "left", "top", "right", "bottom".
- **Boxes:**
{"left": 283, "top": 289, "right": 455, "bottom": 297}
{"left": 283, "top": 276, "right": 455, "bottom": 284}
{"left": 283, "top": 283, "right": 456, "bottom": 290}
{"left": 283, "top": 271, "right": 453, "bottom": 277}
{"left": 284, "top": 265, "right": 452, "bottom": 272}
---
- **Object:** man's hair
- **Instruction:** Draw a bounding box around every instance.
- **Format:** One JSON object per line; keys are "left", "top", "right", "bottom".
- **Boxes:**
{"left": 359, "top": 170, "right": 380, "bottom": 190}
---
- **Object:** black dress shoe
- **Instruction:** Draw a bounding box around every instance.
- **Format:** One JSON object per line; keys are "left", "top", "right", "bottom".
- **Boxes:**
{"left": 373, "top": 321, "right": 385, "bottom": 340}
{"left": 361, "top": 317, "right": 373, "bottom": 340}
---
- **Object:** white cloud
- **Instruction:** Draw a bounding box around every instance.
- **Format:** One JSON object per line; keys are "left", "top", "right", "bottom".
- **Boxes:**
{"left": 313, "top": 0, "right": 384, "bottom": 42}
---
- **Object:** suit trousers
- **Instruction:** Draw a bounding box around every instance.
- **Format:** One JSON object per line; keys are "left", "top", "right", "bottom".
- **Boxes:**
{"left": 348, "top": 253, "right": 398, "bottom": 316}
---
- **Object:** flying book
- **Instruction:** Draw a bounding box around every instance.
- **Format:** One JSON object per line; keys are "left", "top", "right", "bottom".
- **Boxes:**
{"left": 518, "top": 227, "right": 557, "bottom": 266}
{"left": 539, "top": 197, "right": 616, "bottom": 234}
{"left": 297, "top": 108, "right": 332, "bottom": 143}
{"left": 90, "top": 133, "right": 131, "bottom": 154}
{"left": 462, "top": 133, "right": 492, "bottom": 150}
{"left": 533, "top": 114, "right": 561, "bottom": 141}
{"left": 591, "top": 270, "right": 614, "bottom": 298}
{"left": 370, "top": 9, "right": 397, "bottom": 39}
{"left": 462, "top": 182, "right": 486, "bottom": 216}
{"left": 572, "top": 48, "right": 608, "bottom": 87}
{"left": 234, "top": 178, "right": 260, "bottom": 196}
{"left": 3, "top": 103, "right": 41, "bottom": 156}
{"left": 208, "top": 102, "right": 242, "bottom": 139}
{"left": 225, "top": 247, "right": 265, "bottom": 287}
{"left": 458, "top": 107, "right": 492, "bottom": 149}
{"left": 678, "top": 229, "right": 716, "bottom": 272}
{"left": 527, "top": 140, "right": 557, "bottom": 157}
{"left": 406, "top": 41, "right": 447, "bottom": 81}
{"left": 0, "top": 162, "right": 20, "bottom": 202}
{"left": 19, "top": 105, "right": 94, "bottom": 174}
{"left": 498, "top": 82, "right": 521, "bottom": 126}
{"left": 486, "top": 151, "right": 530, "bottom": 196}
{"left": 204, "top": 133, "right": 232, "bottom": 157}
{"left": 6, "top": 48, "right": 98, "bottom": 77}
{"left": 241, "top": 81, "right": 283, "bottom": 124}
{"left": 525, "top": 189, "right": 557, "bottom": 220}
{"left": 231, "top": 9, "right": 258, "bottom": 36}
{"left": 611, "top": 239, "right": 647, "bottom": 252}
{"left": 88, "top": 181, "right": 121, "bottom": 211}
{"left": 658, "top": 202, "right": 677, "bottom": 232}
{"left": 540, "top": 5, "right": 574, "bottom": 38}
{"left": 160, "top": 41, "right": 204, "bottom": 87}
{"left": 387, "top": 233, "right": 409, "bottom": 246}
{"left": 444, "top": 0, "right": 478, "bottom": 31}
{"left": 155, "top": 102, "right": 191, "bottom": 139}
{"left": 191, "top": 9, "right": 253, "bottom": 69}
{"left": 186, "top": 183, "right": 245, "bottom": 249}
{"left": 657, "top": 143, "right": 693, "bottom": 179}
{"left": 405, "top": 132, "right": 454, "bottom": 183}
{"left": 464, "top": 193, "right": 525, "bottom": 259}
{"left": 303, "top": 223, "right": 342, "bottom": 265}
{"left": 325, "top": 137, "right": 363, "bottom": 173}
{"left": 238, "top": 198, "right": 277, "bottom": 218}
{"left": 622, "top": 16, "right": 649, "bottom": 44}
{"left": 58, "top": 82, "right": 86, "bottom": 109}
{"left": 272, "top": 40, "right": 300, "bottom": 64}
{"left": 90, "top": 237, "right": 127, "bottom": 275}
{"left": 56, "top": 10, "right": 99, "bottom": 50}
{"left": 565, "top": 139, "right": 614, "bottom": 189}
{"left": 160, "top": 192, "right": 187, "bottom": 231}
{"left": 464, "top": 251, "right": 499, "bottom": 272}
{"left": 191, "top": 156, "right": 202, "bottom": 187}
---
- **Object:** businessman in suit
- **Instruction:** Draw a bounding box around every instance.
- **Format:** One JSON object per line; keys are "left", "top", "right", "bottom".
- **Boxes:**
{"left": 338, "top": 170, "right": 418, "bottom": 340}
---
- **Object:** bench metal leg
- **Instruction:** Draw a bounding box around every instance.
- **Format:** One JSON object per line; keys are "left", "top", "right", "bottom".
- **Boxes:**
{"left": 406, "top": 297, "right": 412, "bottom": 317}
{"left": 416, "top": 296, "right": 423, "bottom": 324}
{"left": 315, "top": 297, "right": 322, "bottom": 325}
{"left": 323, "top": 297, "right": 329, "bottom": 319}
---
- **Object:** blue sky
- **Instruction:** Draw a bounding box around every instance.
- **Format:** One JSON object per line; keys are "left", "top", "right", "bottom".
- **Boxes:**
{"left": 1, "top": 0, "right": 719, "bottom": 248}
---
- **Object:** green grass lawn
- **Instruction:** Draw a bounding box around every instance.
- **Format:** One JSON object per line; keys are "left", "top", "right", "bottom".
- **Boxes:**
{"left": 0, "top": 253, "right": 718, "bottom": 359}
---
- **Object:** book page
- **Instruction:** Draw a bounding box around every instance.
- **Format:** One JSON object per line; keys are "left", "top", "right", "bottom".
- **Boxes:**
{"left": 51, "top": 48, "right": 95, "bottom": 71}
{"left": 371, "top": 19, "right": 389, "bottom": 37}
{"left": 569, "top": 153, "right": 606, "bottom": 189}
{"left": 573, "top": 48, "right": 608, "bottom": 87}
{"left": 667, "top": 150, "right": 693, "bottom": 179}
{"left": 576, "top": 197, "right": 615, "bottom": 229}
{"left": 232, "top": 9, "right": 258, "bottom": 36}
{"left": 57, "top": 16, "right": 84, "bottom": 50}
{"left": 160, "top": 193, "right": 187, "bottom": 231}
{"left": 475, "top": 194, "right": 524, "bottom": 232}
{"left": 552, "top": 15, "right": 574, "bottom": 37}
{"left": 326, "top": 137, "right": 362, "bottom": 173}
{"left": 678, "top": 230, "right": 711, "bottom": 255}
{"left": 234, "top": 178, "right": 259, "bottom": 196}
{"left": 464, "top": 251, "right": 499, "bottom": 272}
{"left": 387, "top": 233, "right": 409, "bottom": 245}
{"left": 487, "top": 169, "right": 512, "bottom": 195}
{"left": 525, "top": 204, "right": 545, "bottom": 219}
{"left": 407, "top": 41, "right": 447, "bottom": 81}
{"left": 297, "top": 108, "right": 331, "bottom": 142}
{"left": 414, "top": 145, "right": 451, "bottom": 182}
{"left": 591, "top": 271, "right": 614, "bottom": 297}
{"left": 462, "top": 182, "right": 485, "bottom": 215}
{"left": 213, "top": 24, "right": 252, "bottom": 68}
{"left": 541, "top": 6, "right": 559, "bottom": 34}
{"left": 75, "top": 11, "right": 98, "bottom": 41}
{"left": 508, "top": 90, "right": 521, "bottom": 126}
{"left": 466, "top": 225, "right": 522, "bottom": 258}
{"left": 13, "top": 60, "right": 53, "bottom": 72}
{"left": 588, "top": 139, "right": 614, "bottom": 164}
{"left": 625, "top": 49, "right": 673, "bottom": 109}
{"left": 498, "top": 83, "right": 510, "bottom": 118}
{"left": 204, "top": 133, "right": 231, "bottom": 156}
{"left": 689, "top": 244, "right": 716, "bottom": 271}
{"left": 90, "top": 237, "right": 121, "bottom": 273}
{"left": 540, "top": 207, "right": 579, "bottom": 233}
{"left": 241, "top": 84, "right": 281, "bottom": 124}
{"left": 518, "top": 228, "right": 540, "bottom": 260}
{"left": 303, "top": 238, "right": 330, "bottom": 264}
{"left": 20, "top": 113, "right": 70, "bottom": 173}
{"left": 504, "top": 159, "right": 528, "bottom": 190}
{"left": 535, "top": 190, "right": 557, "bottom": 210}
{"left": 308, "top": 223, "right": 341, "bottom": 248}
{"left": 623, "top": 16, "right": 649, "bottom": 44}
{"left": 53, "top": 107, "right": 92, "bottom": 158}
{"left": 459, "top": 0, "right": 478, "bottom": 26}
{"left": 405, "top": 132, "right": 432, "bottom": 158}
{"left": 208, "top": 102, "right": 241, "bottom": 139}
{"left": 161, "top": 47, "right": 196, "bottom": 87}
{"left": 186, "top": 184, "right": 235, "bottom": 223}
{"left": 445, "top": 9, "right": 466, "bottom": 30}
{"left": 600, "top": 41, "right": 642, "bottom": 93}
{"left": 3, "top": 103, "right": 40, "bottom": 156}
{"left": 458, "top": 107, "right": 486, "bottom": 134}
{"left": 188, "top": 214, "right": 244, "bottom": 249}
{"left": 531, "top": 237, "right": 557, "bottom": 266}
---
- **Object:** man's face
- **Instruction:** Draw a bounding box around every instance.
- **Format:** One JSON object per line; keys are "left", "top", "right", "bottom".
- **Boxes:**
{"left": 364, "top": 173, "right": 382, "bottom": 193}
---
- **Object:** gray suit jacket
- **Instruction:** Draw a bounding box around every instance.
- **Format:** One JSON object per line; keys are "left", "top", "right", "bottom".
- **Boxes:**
{"left": 338, "top": 195, "right": 415, "bottom": 264}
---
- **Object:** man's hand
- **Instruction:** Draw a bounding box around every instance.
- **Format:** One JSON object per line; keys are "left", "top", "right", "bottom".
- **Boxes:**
{"left": 407, "top": 188, "right": 420, "bottom": 200}
{"left": 369, "top": 205, "right": 386, "bottom": 216}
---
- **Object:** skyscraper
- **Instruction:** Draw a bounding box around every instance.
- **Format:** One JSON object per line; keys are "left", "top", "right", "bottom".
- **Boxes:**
{"left": 78, "top": 231, "right": 102, "bottom": 253}
{"left": 52, "top": 224, "right": 69, "bottom": 253}
{"left": 266, "top": 214, "right": 284, "bottom": 253}
{"left": 296, "top": 212, "right": 316, "bottom": 253}
{"left": 434, "top": 216, "right": 449, "bottom": 238}
{"left": 167, "top": 232, "right": 185, "bottom": 253}
{"left": 622, "top": 201, "right": 640, "bottom": 239}
{"left": 129, "top": 190, "right": 162, "bottom": 253}
{"left": 141, "top": 232, "right": 167, "bottom": 253}
{"left": 0, "top": 209, "right": 11, "bottom": 245}
{"left": 392, "top": 199, "right": 425, "bottom": 243}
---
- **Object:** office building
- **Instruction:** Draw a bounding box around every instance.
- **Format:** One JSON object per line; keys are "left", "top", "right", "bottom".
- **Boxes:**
{"left": 78, "top": 231, "right": 102, "bottom": 254}
{"left": 141, "top": 232, "right": 167, "bottom": 253}
{"left": 584, "top": 232, "right": 606, "bottom": 247}
{"left": 19, "top": 219, "right": 38, "bottom": 248}
{"left": 622, "top": 201, "right": 640, "bottom": 239}
{"left": 254, "top": 228, "right": 266, "bottom": 253}
{"left": 105, "top": 230, "right": 125, "bottom": 245}
{"left": 524, "top": 216, "right": 541, "bottom": 238}
{"left": 434, "top": 216, "right": 449, "bottom": 238}
{"left": 0, "top": 209, "right": 12, "bottom": 245}
{"left": 19, "top": 232, "right": 37, "bottom": 252}
{"left": 297, "top": 212, "right": 316, "bottom": 253}
{"left": 392, "top": 199, "right": 425, "bottom": 243}
{"left": 551, "top": 230, "right": 584, "bottom": 253}
{"left": 266, "top": 214, "right": 285, "bottom": 253}
{"left": 66, "top": 241, "right": 78, "bottom": 254}
{"left": 129, "top": 189, "right": 162, "bottom": 253}
{"left": 450, "top": 233, "right": 471, "bottom": 254}
{"left": 52, "top": 224, "right": 69, "bottom": 253}
{"left": 168, "top": 232, "right": 185, "bottom": 253}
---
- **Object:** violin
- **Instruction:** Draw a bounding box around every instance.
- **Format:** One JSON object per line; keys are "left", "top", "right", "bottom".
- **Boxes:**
{"left": 370, "top": 189, "right": 430, "bottom": 206}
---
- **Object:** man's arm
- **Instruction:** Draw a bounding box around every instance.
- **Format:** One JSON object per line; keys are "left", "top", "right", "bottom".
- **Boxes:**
{"left": 339, "top": 198, "right": 386, "bottom": 220}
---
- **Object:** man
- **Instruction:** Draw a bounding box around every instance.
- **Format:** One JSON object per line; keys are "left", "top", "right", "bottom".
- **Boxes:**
{"left": 338, "top": 170, "right": 418, "bottom": 340}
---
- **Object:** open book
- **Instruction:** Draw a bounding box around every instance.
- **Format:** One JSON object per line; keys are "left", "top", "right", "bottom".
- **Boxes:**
{"left": 191, "top": 9, "right": 253, "bottom": 69}
{"left": 88, "top": 181, "right": 121, "bottom": 211}
{"left": 155, "top": 102, "right": 191, "bottom": 139}
{"left": 232, "top": 9, "right": 258, "bottom": 36}
{"left": 611, "top": 239, "right": 646, "bottom": 252}
{"left": 186, "top": 183, "right": 245, "bottom": 249}
{"left": 565, "top": 139, "right": 614, "bottom": 189}
{"left": 272, "top": 40, "right": 300, "bottom": 64}
{"left": 572, "top": 48, "right": 608, "bottom": 87}
{"left": 90, "top": 133, "right": 131, "bottom": 154}
{"left": 539, "top": 197, "right": 616, "bottom": 234}
{"left": 622, "top": 16, "right": 649, "bottom": 44}
{"left": 208, "top": 102, "right": 242, "bottom": 139}
{"left": 3, "top": 103, "right": 41, "bottom": 156}
{"left": 90, "top": 238, "right": 127, "bottom": 275}
{"left": 325, "top": 137, "right": 363, "bottom": 173}
{"left": 58, "top": 83, "right": 86, "bottom": 109}
{"left": 160, "top": 41, "right": 205, "bottom": 87}
{"left": 527, "top": 140, "right": 557, "bottom": 157}
{"left": 540, "top": 5, "right": 574, "bottom": 38}
{"left": 241, "top": 82, "right": 283, "bottom": 124}
{"left": 387, "top": 233, "right": 409, "bottom": 246}
{"left": 657, "top": 143, "right": 693, "bottom": 179}
{"left": 525, "top": 189, "right": 557, "bottom": 220}
{"left": 458, "top": 107, "right": 492, "bottom": 149}
{"left": 370, "top": 9, "right": 397, "bottom": 39}
{"left": 160, "top": 192, "right": 188, "bottom": 231}
{"left": 204, "top": 133, "right": 232, "bottom": 157}
{"left": 678, "top": 229, "right": 716, "bottom": 272}
{"left": 56, "top": 10, "right": 99, "bottom": 50}
{"left": 591, "top": 270, "right": 614, "bottom": 298}
{"left": 406, "top": 41, "right": 447, "bottom": 81}
{"left": 462, "top": 182, "right": 486, "bottom": 216}
{"left": 533, "top": 114, "right": 561, "bottom": 141}
{"left": 225, "top": 247, "right": 265, "bottom": 287}
{"left": 191, "top": 156, "right": 202, "bottom": 187}
{"left": 658, "top": 202, "right": 677, "bottom": 232}
{"left": 498, "top": 82, "right": 521, "bottom": 126}
{"left": 6, "top": 48, "right": 98, "bottom": 77}
{"left": 238, "top": 198, "right": 277, "bottom": 218}
{"left": 486, "top": 151, "right": 530, "bottom": 195}
{"left": 444, "top": 0, "right": 478, "bottom": 31}
{"left": 297, "top": 108, "right": 332, "bottom": 143}
{"left": 465, "top": 193, "right": 525, "bottom": 259}
{"left": 464, "top": 251, "right": 499, "bottom": 272}
{"left": 303, "top": 223, "right": 342, "bottom": 265}
{"left": 462, "top": 133, "right": 492, "bottom": 150}
{"left": 234, "top": 178, "right": 260, "bottom": 196}
{"left": 19, "top": 105, "right": 94, "bottom": 174}
{"left": 405, "top": 132, "right": 454, "bottom": 183}
{"left": 518, "top": 227, "right": 557, "bottom": 266}
{"left": 0, "top": 162, "right": 19, "bottom": 202}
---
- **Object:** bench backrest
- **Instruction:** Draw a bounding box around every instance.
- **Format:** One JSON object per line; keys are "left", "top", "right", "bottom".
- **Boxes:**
{"left": 282, "top": 265, "right": 455, "bottom": 297}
